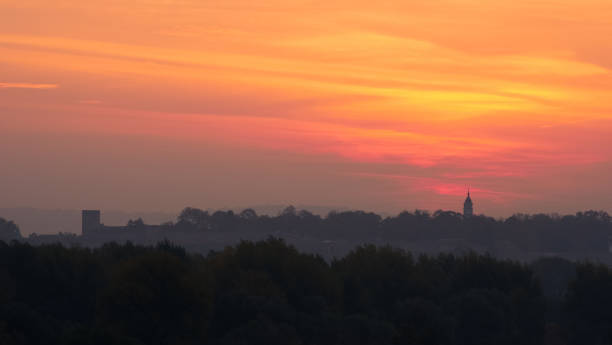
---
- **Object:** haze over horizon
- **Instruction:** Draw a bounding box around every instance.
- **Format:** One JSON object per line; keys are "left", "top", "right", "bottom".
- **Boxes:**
{"left": 2, "top": 0, "right": 612, "bottom": 217}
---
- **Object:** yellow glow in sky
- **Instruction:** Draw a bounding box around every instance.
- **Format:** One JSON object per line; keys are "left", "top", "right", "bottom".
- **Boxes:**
{"left": 1, "top": 0, "right": 612, "bottom": 215}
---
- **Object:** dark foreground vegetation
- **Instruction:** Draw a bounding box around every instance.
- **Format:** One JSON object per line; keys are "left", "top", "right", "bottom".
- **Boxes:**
{"left": 1, "top": 239, "right": 611, "bottom": 345}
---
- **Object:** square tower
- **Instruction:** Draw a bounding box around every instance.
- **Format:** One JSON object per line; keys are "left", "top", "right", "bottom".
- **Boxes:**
{"left": 82, "top": 210, "right": 101, "bottom": 234}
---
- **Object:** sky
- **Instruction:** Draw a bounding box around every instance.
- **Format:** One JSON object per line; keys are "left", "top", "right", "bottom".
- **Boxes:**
{"left": 1, "top": 0, "right": 612, "bottom": 217}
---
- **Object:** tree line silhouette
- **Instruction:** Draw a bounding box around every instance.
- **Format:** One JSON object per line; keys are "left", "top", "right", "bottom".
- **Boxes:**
{"left": 0, "top": 238, "right": 611, "bottom": 345}
{"left": 3, "top": 207, "right": 612, "bottom": 257}
{"left": 168, "top": 207, "right": 612, "bottom": 254}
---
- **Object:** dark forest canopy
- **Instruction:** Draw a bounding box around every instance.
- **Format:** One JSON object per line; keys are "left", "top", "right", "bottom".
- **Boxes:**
{"left": 1, "top": 239, "right": 611, "bottom": 345}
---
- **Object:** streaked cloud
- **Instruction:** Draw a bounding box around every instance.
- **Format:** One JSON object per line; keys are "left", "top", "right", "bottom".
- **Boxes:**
{"left": 0, "top": 82, "right": 58, "bottom": 89}
{"left": 77, "top": 100, "right": 102, "bottom": 105}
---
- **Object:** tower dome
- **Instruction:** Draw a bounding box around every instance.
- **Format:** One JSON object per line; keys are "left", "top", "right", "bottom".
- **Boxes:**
{"left": 463, "top": 189, "right": 473, "bottom": 217}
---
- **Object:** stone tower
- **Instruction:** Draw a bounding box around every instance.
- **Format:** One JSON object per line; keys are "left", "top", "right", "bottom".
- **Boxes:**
{"left": 82, "top": 210, "right": 101, "bottom": 235}
{"left": 463, "top": 190, "right": 473, "bottom": 217}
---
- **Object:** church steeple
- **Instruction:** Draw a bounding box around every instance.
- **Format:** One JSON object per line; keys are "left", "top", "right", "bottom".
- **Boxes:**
{"left": 463, "top": 188, "right": 473, "bottom": 217}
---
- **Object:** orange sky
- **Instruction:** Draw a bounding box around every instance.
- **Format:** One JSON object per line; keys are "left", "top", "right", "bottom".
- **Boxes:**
{"left": 1, "top": 0, "right": 612, "bottom": 216}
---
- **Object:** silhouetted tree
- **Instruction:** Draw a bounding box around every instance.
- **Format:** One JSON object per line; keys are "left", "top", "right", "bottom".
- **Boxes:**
{"left": 126, "top": 218, "right": 145, "bottom": 230}
{"left": 0, "top": 218, "right": 21, "bottom": 242}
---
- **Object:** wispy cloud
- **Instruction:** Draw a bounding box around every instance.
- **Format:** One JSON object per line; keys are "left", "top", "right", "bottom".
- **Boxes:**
{"left": 0, "top": 82, "right": 58, "bottom": 89}
{"left": 78, "top": 99, "right": 102, "bottom": 105}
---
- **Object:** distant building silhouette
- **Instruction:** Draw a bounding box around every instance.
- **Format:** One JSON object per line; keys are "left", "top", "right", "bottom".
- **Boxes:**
{"left": 82, "top": 210, "right": 101, "bottom": 234}
{"left": 463, "top": 190, "right": 473, "bottom": 217}
{"left": 81, "top": 210, "right": 161, "bottom": 235}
